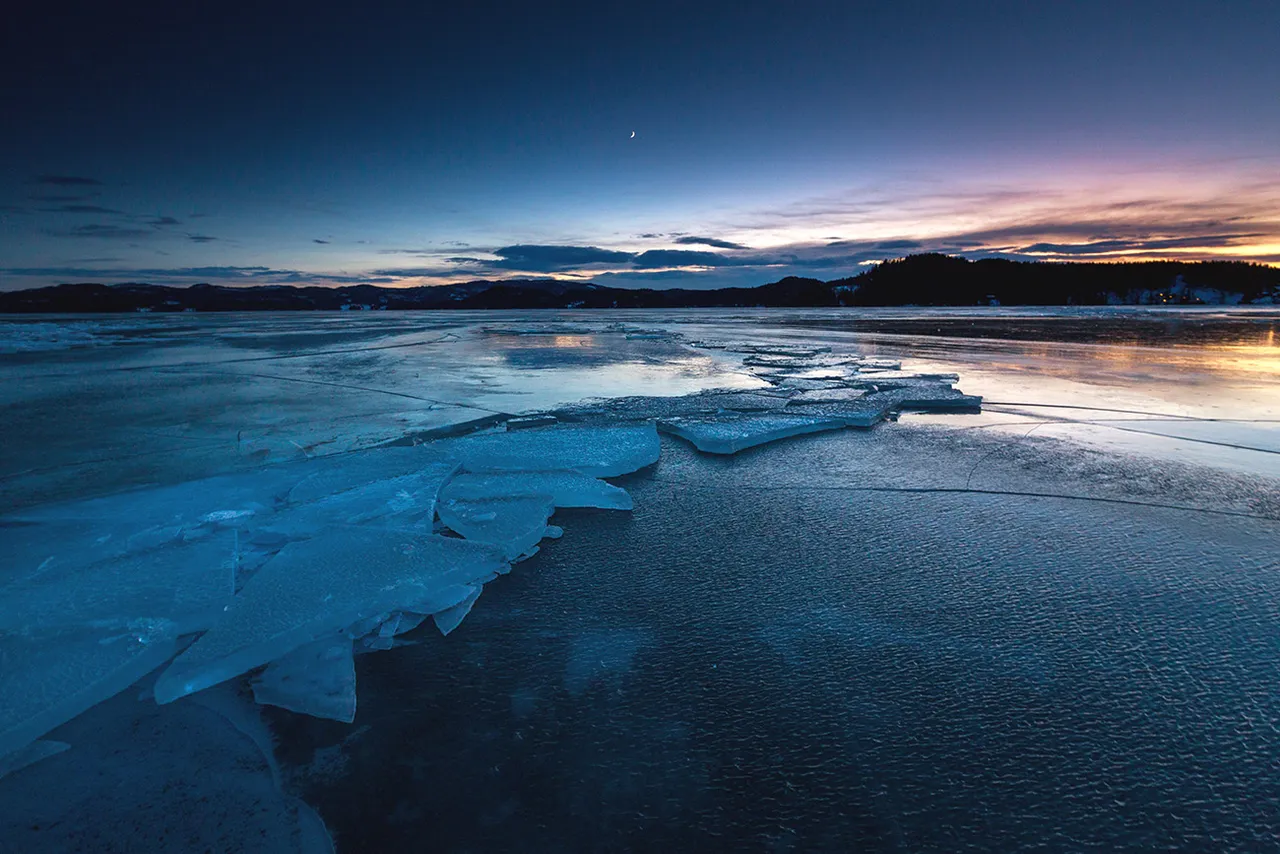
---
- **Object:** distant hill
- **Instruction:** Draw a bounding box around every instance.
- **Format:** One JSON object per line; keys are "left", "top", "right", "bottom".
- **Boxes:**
{"left": 2, "top": 255, "right": 1276, "bottom": 312}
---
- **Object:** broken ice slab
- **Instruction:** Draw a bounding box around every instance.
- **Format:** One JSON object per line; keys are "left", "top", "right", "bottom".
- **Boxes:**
{"left": 267, "top": 463, "right": 460, "bottom": 538}
{"left": 506, "top": 415, "right": 559, "bottom": 430}
{"left": 0, "top": 621, "right": 179, "bottom": 759}
{"left": 437, "top": 496, "right": 556, "bottom": 561}
{"left": 0, "top": 740, "right": 70, "bottom": 780}
{"left": 153, "top": 531, "right": 508, "bottom": 705}
{"left": 767, "top": 377, "right": 848, "bottom": 391}
{"left": 658, "top": 414, "right": 848, "bottom": 454}
{"left": 441, "top": 424, "right": 660, "bottom": 477}
{"left": 432, "top": 586, "right": 482, "bottom": 635}
{"left": 251, "top": 636, "right": 357, "bottom": 723}
{"left": 439, "top": 470, "right": 633, "bottom": 510}
{"left": 724, "top": 344, "right": 832, "bottom": 357}
{"left": 787, "top": 387, "right": 869, "bottom": 405}
{"left": 848, "top": 371, "right": 961, "bottom": 387}
{"left": 781, "top": 386, "right": 980, "bottom": 426}
{"left": 0, "top": 535, "right": 236, "bottom": 636}
{"left": 861, "top": 386, "right": 982, "bottom": 411}
{"left": 285, "top": 449, "right": 457, "bottom": 504}
{"left": 5, "top": 467, "right": 306, "bottom": 561}
{"left": 555, "top": 390, "right": 792, "bottom": 425}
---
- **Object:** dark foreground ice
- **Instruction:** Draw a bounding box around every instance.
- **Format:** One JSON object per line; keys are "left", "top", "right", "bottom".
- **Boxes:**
{"left": 1, "top": 308, "right": 1278, "bottom": 852}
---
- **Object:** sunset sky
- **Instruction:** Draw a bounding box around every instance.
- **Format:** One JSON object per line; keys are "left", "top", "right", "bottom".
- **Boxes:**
{"left": 2, "top": 0, "right": 1278, "bottom": 291}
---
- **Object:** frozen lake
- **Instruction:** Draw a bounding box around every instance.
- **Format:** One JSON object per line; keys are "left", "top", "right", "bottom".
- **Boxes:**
{"left": 1, "top": 308, "right": 1278, "bottom": 852}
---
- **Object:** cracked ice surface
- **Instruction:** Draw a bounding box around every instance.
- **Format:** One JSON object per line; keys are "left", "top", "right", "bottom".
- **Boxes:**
{"left": 0, "top": 312, "right": 995, "bottom": 848}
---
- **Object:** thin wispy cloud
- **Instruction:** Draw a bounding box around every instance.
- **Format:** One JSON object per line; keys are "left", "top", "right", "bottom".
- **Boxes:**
{"left": 41, "top": 204, "right": 123, "bottom": 214}
{"left": 34, "top": 175, "right": 102, "bottom": 187}
{"left": 672, "top": 235, "right": 750, "bottom": 250}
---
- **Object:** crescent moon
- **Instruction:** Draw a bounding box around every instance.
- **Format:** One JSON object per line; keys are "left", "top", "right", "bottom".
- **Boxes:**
{"left": 630, "top": 131, "right": 636, "bottom": 138}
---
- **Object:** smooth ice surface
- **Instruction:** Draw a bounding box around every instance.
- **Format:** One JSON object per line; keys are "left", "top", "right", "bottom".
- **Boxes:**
{"left": 252, "top": 637, "right": 357, "bottom": 723}
{"left": 658, "top": 414, "right": 848, "bottom": 454}
{"left": 444, "top": 424, "right": 660, "bottom": 477}
{"left": 439, "top": 470, "right": 633, "bottom": 510}
{"left": 437, "top": 496, "right": 557, "bottom": 560}
{"left": 154, "top": 531, "right": 507, "bottom": 704}
{"left": 0, "top": 621, "right": 179, "bottom": 758}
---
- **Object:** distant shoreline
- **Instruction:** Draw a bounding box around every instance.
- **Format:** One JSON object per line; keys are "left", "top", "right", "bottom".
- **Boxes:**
{"left": 2, "top": 254, "right": 1277, "bottom": 312}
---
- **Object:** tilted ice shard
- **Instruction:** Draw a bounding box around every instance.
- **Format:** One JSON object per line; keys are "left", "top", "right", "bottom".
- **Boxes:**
{"left": 0, "top": 620, "right": 179, "bottom": 759}
{"left": 9, "top": 469, "right": 301, "bottom": 541}
{"left": 0, "top": 535, "right": 237, "bottom": 636}
{"left": 432, "top": 586, "right": 482, "bottom": 635}
{"left": 265, "top": 463, "right": 459, "bottom": 537}
{"left": 437, "top": 496, "right": 557, "bottom": 561}
{"left": 658, "top": 415, "right": 848, "bottom": 454}
{"left": 444, "top": 424, "right": 660, "bottom": 477}
{"left": 251, "top": 636, "right": 357, "bottom": 723}
{"left": 439, "top": 470, "right": 633, "bottom": 510}
{"left": 285, "top": 448, "right": 458, "bottom": 505}
{"left": 153, "top": 531, "right": 508, "bottom": 705}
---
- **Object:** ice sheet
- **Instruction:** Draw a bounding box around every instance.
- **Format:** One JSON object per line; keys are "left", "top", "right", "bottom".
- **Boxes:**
{"left": 437, "top": 496, "right": 557, "bottom": 560}
{"left": 251, "top": 636, "right": 357, "bottom": 723}
{"left": 439, "top": 470, "right": 633, "bottom": 510}
{"left": 443, "top": 424, "right": 660, "bottom": 477}
{"left": 658, "top": 414, "right": 848, "bottom": 454}
{"left": 266, "top": 464, "right": 459, "bottom": 537}
{"left": 432, "top": 586, "right": 483, "bottom": 635}
{"left": 0, "top": 536, "right": 237, "bottom": 635}
{"left": 0, "top": 621, "right": 179, "bottom": 759}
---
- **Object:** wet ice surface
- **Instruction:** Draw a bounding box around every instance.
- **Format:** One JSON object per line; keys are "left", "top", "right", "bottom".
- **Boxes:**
{"left": 1, "top": 308, "right": 1279, "bottom": 852}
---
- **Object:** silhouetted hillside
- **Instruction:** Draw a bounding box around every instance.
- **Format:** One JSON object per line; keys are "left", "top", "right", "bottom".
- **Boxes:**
{"left": 1, "top": 256, "right": 1276, "bottom": 312}
{"left": 835, "top": 254, "right": 1279, "bottom": 306}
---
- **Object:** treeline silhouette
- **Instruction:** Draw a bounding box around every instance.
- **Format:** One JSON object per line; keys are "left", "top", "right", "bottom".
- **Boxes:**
{"left": 833, "top": 254, "right": 1279, "bottom": 305}
{"left": 1, "top": 254, "right": 1276, "bottom": 312}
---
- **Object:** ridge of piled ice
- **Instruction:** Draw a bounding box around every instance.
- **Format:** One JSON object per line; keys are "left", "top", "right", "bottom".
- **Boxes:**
{"left": 439, "top": 471, "right": 633, "bottom": 510}
{"left": 153, "top": 531, "right": 508, "bottom": 705}
{"left": 251, "top": 637, "right": 357, "bottom": 723}
{"left": 444, "top": 424, "right": 660, "bottom": 477}
{"left": 658, "top": 414, "right": 848, "bottom": 454}
{"left": 437, "top": 496, "right": 557, "bottom": 561}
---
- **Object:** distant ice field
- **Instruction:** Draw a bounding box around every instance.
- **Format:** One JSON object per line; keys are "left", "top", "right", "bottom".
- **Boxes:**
{"left": 0, "top": 308, "right": 1277, "bottom": 852}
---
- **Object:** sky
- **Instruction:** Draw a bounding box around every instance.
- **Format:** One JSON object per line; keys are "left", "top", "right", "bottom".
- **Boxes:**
{"left": 1, "top": 0, "right": 1278, "bottom": 291}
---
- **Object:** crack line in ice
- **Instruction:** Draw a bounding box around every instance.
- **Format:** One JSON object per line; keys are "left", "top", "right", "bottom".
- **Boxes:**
{"left": 159, "top": 368, "right": 510, "bottom": 414}
{"left": 983, "top": 408, "right": 1280, "bottom": 455}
